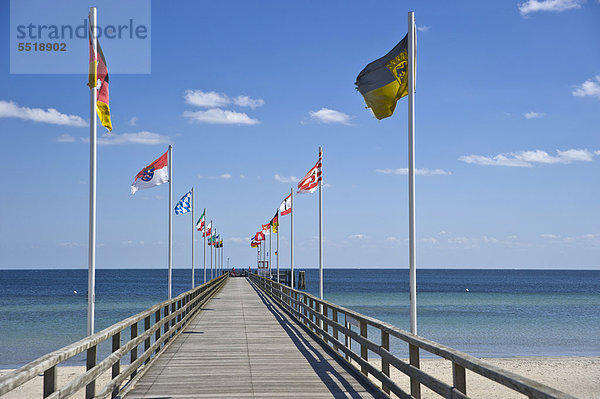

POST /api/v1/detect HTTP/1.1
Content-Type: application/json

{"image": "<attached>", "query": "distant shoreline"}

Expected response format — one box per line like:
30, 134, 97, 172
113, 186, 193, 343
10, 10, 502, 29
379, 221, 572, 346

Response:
2, 267, 599, 270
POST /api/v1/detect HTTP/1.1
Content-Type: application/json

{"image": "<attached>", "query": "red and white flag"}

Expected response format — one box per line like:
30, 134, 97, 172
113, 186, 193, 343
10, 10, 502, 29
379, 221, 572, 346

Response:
279, 193, 292, 215
202, 221, 212, 237
262, 223, 271, 235
254, 231, 265, 241
131, 150, 169, 195
297, 149, 322, 194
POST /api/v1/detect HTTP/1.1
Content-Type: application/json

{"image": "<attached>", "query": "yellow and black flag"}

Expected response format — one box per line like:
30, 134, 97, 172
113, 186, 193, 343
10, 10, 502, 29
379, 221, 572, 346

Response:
88, 14, 112, 131
355, 34, 411, 120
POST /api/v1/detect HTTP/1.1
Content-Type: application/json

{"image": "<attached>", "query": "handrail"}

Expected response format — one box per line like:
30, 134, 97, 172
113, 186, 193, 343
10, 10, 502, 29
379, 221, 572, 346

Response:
0, 273, 228, 398
248, 273, 576, 399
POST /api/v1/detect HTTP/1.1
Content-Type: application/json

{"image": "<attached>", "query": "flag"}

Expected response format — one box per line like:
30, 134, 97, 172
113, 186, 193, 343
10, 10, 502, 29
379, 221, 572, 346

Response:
270, 211, 278, 233
251, 241, 259, 248
131, 150, 169, 195
262, 223, 271, 235
202, 221, 212, 237
297, 149, 322, 194
218, 239, 223, 248
355, 34, 411, 120
196, 209, 205, 231
174, 190, 192, 214
88, 13, 112, 131
254, 231, 265, 241
279, 194, 292, 216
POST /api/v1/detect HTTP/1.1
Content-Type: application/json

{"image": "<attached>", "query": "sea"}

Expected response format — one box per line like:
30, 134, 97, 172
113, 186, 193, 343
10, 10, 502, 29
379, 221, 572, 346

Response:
0, 268, 599, 369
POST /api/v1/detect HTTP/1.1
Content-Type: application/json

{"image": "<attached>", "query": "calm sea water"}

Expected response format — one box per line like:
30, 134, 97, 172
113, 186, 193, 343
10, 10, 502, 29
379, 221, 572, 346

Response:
0, 269, 599, 368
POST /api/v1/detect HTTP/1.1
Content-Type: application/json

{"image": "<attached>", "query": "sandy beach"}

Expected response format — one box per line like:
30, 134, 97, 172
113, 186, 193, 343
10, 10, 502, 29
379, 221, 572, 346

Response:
1, 356, 598, 398
0, 367, 113, 399
368, 356, 600, 399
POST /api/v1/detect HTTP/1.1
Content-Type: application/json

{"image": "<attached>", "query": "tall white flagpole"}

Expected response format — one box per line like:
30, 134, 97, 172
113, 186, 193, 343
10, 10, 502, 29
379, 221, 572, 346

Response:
319, 146, 323, 300
191, 187, 195, 288
276, 210, 280, 283
203, 209, 206, 283
408, 11, 417, 335
211, 226, 215, 280
168, 145, 173, 300
87, 6, 97, 336
290, 187, 294, 288
269, 225, 272, 278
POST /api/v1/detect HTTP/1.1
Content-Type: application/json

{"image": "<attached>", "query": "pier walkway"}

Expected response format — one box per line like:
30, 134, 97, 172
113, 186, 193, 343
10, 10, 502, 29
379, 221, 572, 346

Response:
0, 273, 578, 399
125, 278, 385, 398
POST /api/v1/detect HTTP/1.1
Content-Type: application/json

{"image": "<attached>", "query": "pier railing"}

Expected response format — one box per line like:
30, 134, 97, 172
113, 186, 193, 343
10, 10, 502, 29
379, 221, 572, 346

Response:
0, 273, 227, 399
249, 273, 575, 399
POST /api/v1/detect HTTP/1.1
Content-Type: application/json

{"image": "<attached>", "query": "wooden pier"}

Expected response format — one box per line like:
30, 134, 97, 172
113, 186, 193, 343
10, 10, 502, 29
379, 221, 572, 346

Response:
0, 274, 578, 399
124, 277, 385, 398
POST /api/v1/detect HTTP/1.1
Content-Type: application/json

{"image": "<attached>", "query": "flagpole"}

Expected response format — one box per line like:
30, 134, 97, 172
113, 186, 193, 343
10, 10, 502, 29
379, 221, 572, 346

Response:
211, 226, 215, 280
203, 209, 206, 284
276, 210, 280, 283
191, 187, 195, 288
87, 6, 97, 336
290, 187, 294, 289
168, 145, 173, 299
319, 146, 323, 301
269, 225, 272, 278
408, 11, 417, 335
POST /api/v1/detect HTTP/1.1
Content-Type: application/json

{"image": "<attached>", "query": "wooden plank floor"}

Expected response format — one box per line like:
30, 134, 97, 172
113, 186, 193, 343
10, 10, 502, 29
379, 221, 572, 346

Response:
125, 278, 387, 399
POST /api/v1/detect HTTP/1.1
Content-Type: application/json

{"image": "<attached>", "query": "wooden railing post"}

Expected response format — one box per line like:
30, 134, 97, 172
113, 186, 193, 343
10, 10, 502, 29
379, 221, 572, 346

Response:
144, 315, 151, 365
453, 362, 467, 395
409, 343, 421, 399
86, 345, 96, 399
154, 309, 161, 355
345, 318, 351, 362
322, 303, 328, 338
111, 332, 120, 398
163, 305, 170, 340
360, 321, 368, 376
332, 309, 339, 353
130, 322, 138, 378
171, 302, 177, 332
381, 330, 390, 394
43, 365, 56, 398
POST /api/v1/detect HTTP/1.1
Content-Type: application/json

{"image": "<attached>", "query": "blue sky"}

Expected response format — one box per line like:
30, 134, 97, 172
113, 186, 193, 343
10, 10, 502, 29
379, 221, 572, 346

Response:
1, 0, 599, 270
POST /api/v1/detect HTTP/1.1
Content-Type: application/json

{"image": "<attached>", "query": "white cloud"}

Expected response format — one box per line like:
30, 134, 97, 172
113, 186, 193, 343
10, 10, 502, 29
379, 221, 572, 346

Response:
572, 75, 600, 99
523, 111, 545, 119
308, 108, 352, 125
233, 95, 265, 109
518, 0, 584, 16
128, 117, 138, 126
57, 134, 75, 143
417, 25, 430, 32
349, 234, 367, 239
183, 109, 260, 125
184, 90, 230, 108
274, 174, 300, 183
541, 234, 559, 239
459, 149, 595, 167
57, 241, 84, 248
184, 90, 264, 109
375, 168, 452, 176
93, 131, 171, 145
0, 100, 86, 127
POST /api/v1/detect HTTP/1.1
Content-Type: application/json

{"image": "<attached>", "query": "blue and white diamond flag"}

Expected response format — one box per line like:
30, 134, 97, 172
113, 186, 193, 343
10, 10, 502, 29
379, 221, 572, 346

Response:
174, 190, 192, 214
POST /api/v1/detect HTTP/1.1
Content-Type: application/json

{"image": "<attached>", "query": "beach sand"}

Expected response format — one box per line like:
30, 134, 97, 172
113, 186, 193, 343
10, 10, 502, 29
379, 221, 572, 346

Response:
367, 356, 600, 399
1, 357, 599, 398
0, 367, 113, 399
